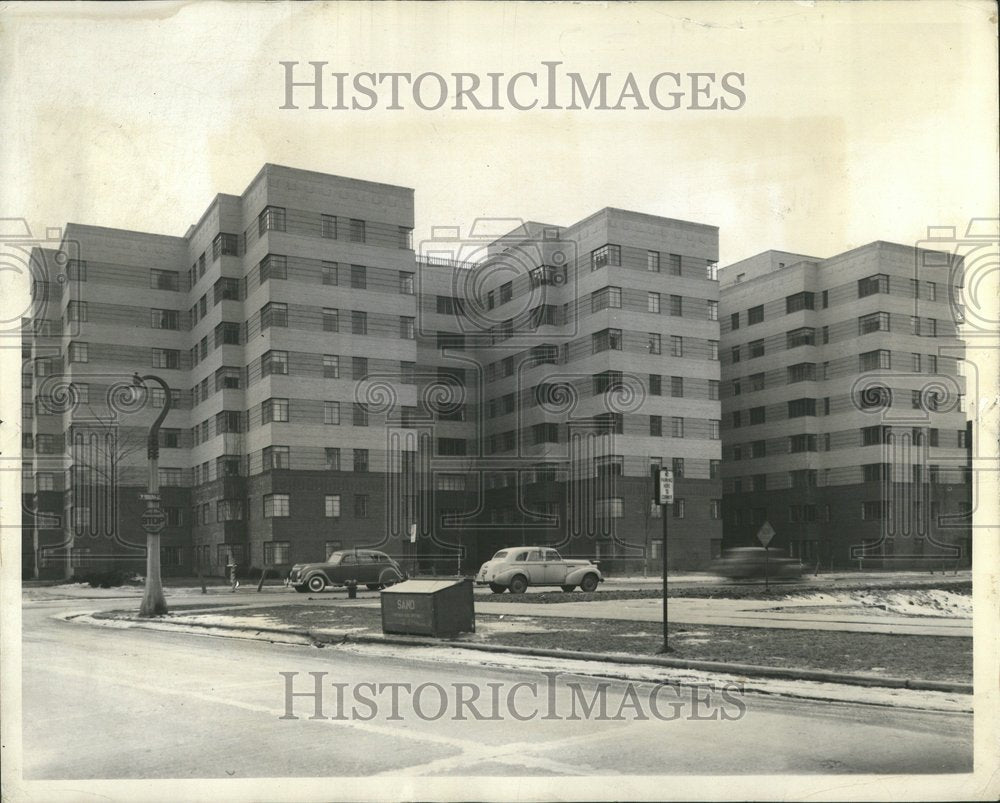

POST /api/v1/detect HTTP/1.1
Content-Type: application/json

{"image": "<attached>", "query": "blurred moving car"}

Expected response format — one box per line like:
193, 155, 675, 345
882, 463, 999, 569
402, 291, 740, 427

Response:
710, 547, 803, 580
289, 549, 406, 592
476, 547, 603, 593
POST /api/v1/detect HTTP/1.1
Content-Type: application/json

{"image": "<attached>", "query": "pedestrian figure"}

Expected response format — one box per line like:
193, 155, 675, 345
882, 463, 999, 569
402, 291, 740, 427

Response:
227, 559, 239, 592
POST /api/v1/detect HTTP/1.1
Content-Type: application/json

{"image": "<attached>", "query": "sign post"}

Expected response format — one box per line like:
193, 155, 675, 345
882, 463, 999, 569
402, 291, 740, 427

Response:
653, 466, 674, 652
756, 521, 776, 592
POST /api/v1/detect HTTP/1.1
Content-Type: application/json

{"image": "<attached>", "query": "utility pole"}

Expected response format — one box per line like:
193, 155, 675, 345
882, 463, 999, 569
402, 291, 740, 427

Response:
133, 373, 171, 617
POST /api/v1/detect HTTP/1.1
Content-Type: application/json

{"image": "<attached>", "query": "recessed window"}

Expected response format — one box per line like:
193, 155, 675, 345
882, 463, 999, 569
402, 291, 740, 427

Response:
263, 494, 290, 518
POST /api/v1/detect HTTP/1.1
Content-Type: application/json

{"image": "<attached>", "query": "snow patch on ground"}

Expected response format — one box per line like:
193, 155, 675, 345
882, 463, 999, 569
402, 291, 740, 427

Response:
765, 589, 971, 619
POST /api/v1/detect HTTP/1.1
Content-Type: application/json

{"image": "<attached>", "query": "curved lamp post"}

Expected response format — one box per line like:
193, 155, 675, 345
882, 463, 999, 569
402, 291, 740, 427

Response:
133, 372, 171, 617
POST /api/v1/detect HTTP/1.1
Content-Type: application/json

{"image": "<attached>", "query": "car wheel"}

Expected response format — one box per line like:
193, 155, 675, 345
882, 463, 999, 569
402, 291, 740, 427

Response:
579, 574, 599, 593
365, 583, 381, 591
489, 583, 506, 594
379, 568, 403, 588
561, 585, 576, 592
307, 575, 326, 593
293, 585, 309, 593
508, 575, 528, 594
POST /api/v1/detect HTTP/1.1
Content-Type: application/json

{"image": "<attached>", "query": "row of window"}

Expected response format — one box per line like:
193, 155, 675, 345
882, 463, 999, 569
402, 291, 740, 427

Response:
589, 286, 718, 319
590, 244, 719, 280
729, 425, 960, 461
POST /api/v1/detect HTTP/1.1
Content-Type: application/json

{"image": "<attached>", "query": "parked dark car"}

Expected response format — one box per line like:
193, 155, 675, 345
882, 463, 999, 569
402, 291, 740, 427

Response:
710, 547, 804, 580
289, 550, 406, 593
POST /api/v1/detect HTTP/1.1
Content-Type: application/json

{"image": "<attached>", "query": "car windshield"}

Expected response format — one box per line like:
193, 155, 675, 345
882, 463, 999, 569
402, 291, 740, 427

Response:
492, 550, 508, 560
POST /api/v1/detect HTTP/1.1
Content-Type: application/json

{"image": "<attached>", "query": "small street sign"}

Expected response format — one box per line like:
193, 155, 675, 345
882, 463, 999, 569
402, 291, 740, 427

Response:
138, 493, 161, 502
756, 521, 776, 548
657, 469, 674, 505
141, 508, 167, 534
408, 523, 417, 544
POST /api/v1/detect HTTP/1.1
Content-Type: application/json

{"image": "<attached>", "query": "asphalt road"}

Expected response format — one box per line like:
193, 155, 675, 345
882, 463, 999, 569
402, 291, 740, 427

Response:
19, 594, 972, 781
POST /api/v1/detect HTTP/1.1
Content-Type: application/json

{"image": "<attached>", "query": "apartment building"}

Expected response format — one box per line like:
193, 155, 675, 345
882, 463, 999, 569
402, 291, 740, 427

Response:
21, 165, 724, 578
718, 243, 971, 568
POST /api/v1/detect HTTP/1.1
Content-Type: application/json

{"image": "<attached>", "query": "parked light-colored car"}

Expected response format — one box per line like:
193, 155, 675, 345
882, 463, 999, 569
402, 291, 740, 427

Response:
476, 547, 603, 594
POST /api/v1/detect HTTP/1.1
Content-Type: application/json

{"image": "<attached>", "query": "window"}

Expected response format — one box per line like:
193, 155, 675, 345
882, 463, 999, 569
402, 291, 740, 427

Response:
66, 301, 88, 322
672, 499, 685, 519
929, 428, 939, 447
259, 254, 287, 282
858, 274, 889, 298
788, 398, 817, 418
650, 415, 662, 436
351, 310, 367, 335
926, 282, 937, 301
710, 499, 721, 520
668, 253, 682, 276
862, 425, 891, 446
399, 271, 415, 294
671, 335, 683, 357
709, 459, 720, 480
648, 333, 661, 354
325, 447, 341, 470
400, 361, 416, 384
821, 290, 829, 309
317, 307, 338, 333
325, 495, 342, 517
594, 370, 623, 395
647, 251, 660, 272
672, 457, 685, 478
649, 374, 662, 396
322, 401, 340, 425
353, 449, 369, 472
262, 542, 290, 565
160, 428, 181, 448
400, 317, 415, 339
753, 474, 767, 491
215, 322, 241, 346
591, 286, 621, 312
591, 244, 621, 270
789, 434, 817, 453
750, 373, 765, 391
785, 328, 814, 348
592, 328, 622, 353
486, 290, 495, 310
349, 219, 366, 243
321, 213, 338, 239
322, 262, 339, 286
352, 356, 368, 379
150, 269, 179, 290
709, 420, 720, 440
438, 438, 468, 456
68, 341, 89, 363
671, 416, 684, 438
353, 403, 369, 427
858, 385, 891, 410
707, 300, 718, 321
731, 346, 741, 364
748, 305, 764, 324
531, 423, 559, 444
323, 355, 340, 378
862, 500, 888, 521
859, 349, 891, 371
261, 302, 288, 329
858, 311, 890, 335
749, 406, 765, 424
500, 281, 513, 304
259, 206, 286, 234
670, 295, 683, 316
647, 292, 661, 313
749, 339, 765, 358
731, 312, 740, 330
732, 410, 742, 429
262, 445, 290, 470
262, 398, 289, 423
214, 277, 240, 304
350, 264, 367, 289
927, 354, 938, 373
787, 362, 816, 383
786, 292, 814, 313
398, 227, 413, 249
152, 348, 180, 369
263, 494, 290, 518
67, 259, 87, 280
822, 325, 829, 345
262, 350, 288, 376
912, 353, 922, 372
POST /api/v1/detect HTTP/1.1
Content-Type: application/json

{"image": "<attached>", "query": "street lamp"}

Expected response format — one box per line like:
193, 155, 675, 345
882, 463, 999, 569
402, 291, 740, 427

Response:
132, 372, 171, 617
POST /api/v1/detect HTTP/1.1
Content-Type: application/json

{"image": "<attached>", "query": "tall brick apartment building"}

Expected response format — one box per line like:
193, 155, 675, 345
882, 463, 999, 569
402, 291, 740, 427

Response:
718, 244, 971, 569
21, 165, 723, 579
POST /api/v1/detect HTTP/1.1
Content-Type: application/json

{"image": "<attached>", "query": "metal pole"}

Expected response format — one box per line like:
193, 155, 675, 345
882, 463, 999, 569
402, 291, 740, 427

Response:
662, 495, 669, 651
135, 373, 170, 617
764, 544, 769, 593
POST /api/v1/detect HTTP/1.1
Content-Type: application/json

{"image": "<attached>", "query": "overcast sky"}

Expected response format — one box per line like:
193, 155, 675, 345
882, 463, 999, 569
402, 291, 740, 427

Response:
2, 2, 996, 268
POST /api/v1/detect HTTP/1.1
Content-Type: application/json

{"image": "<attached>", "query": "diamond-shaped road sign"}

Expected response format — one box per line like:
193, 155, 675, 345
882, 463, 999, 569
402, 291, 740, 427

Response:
756, 521, 776, 548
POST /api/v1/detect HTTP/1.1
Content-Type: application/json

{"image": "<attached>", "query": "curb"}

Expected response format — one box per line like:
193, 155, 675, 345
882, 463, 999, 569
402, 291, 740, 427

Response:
85, 612, 972, 696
